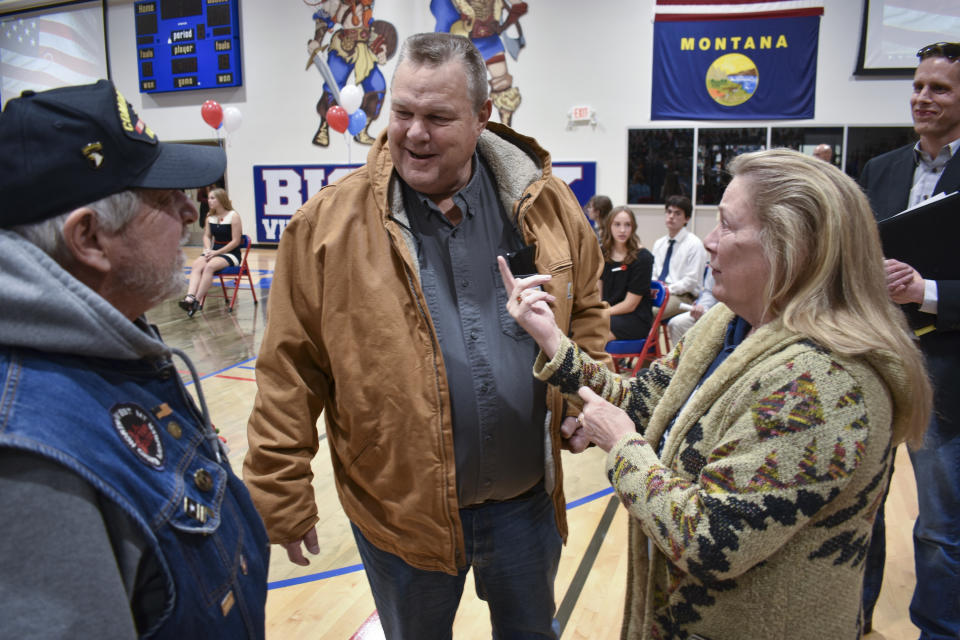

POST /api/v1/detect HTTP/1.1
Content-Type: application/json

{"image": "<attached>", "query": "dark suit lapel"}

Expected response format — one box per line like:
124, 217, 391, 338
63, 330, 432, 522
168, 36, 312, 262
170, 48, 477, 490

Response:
935, 148, 960, 195
889, 147, 916, 213
871, 146, 916, 221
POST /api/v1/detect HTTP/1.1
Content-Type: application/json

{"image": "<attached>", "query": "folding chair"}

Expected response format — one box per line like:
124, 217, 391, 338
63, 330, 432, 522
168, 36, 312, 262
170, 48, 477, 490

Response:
216, 234, 258, 312
605, 280, 670, 376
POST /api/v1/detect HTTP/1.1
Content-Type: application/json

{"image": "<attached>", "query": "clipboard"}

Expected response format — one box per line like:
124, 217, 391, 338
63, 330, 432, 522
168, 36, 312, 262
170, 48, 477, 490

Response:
877, 190, 960, 280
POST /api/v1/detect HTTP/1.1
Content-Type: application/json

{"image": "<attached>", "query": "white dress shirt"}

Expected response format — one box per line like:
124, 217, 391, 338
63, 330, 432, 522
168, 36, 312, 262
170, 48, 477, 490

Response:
651, 227, 708, 297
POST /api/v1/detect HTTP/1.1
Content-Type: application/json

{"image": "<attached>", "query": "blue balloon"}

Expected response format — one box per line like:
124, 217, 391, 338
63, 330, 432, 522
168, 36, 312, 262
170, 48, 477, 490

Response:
347, 109, 367, 136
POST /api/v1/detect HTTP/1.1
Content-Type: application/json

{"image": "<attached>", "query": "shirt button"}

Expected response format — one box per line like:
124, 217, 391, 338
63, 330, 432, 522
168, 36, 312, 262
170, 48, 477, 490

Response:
461, 280, 469, 288
470, 331, 478, 340
193, 468, 214, 492
167, 421, 182, 439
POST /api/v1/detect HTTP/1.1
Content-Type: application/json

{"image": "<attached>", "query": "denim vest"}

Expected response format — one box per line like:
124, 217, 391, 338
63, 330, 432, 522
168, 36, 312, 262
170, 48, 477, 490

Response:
0, 347, 269, 638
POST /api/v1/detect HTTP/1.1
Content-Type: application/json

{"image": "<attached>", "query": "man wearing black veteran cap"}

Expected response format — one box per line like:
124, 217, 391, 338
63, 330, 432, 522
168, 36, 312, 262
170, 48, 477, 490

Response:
0, 80, 269, 638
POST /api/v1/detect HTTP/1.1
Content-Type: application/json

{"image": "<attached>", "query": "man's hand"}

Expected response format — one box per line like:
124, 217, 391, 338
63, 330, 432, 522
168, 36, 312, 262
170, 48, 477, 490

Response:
885, 258, 925, 305
560, 415, 590, 453
690, 304, 706, 321
282, 527, 320, 566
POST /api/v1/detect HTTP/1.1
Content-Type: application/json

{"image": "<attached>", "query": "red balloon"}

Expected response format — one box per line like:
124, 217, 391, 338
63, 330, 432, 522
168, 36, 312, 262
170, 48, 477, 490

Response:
201, 100, 223, 129
326, 105, 349, 134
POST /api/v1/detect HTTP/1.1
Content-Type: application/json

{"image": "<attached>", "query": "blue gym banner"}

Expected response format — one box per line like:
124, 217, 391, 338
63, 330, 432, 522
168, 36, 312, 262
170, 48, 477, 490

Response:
253, 162, 596, 243
651, 1, 823, 120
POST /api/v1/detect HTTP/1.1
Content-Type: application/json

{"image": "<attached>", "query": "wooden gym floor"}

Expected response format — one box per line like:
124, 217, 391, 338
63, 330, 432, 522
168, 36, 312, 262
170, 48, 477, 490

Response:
150, 245, 920, 639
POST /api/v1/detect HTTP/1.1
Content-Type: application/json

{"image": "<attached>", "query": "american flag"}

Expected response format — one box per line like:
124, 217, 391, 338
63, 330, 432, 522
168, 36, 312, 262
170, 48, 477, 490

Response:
654, 0, 824, 21
0, 5, 107, 104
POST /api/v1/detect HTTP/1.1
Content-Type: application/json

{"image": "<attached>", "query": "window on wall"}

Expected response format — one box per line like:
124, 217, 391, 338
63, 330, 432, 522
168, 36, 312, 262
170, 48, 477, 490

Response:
697, 128, 766, 205
627, 125, 918, 205
771, 127, 844, 169
845, 126, 916, 182
626, 128, 694, 205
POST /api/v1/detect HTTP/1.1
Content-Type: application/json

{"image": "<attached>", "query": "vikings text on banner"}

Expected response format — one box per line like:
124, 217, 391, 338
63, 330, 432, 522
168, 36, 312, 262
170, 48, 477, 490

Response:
651, 1, 824, 120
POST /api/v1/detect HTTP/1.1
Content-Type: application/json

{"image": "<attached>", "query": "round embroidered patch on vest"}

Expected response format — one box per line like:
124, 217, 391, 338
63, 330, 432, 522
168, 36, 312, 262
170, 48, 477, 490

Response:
110, 403, 165, 470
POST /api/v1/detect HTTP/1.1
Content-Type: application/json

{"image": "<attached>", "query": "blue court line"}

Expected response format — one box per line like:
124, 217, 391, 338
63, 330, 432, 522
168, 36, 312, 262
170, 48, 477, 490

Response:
267, 485, 617, 591
565, 485, 614, 509
268, 563, 364, 590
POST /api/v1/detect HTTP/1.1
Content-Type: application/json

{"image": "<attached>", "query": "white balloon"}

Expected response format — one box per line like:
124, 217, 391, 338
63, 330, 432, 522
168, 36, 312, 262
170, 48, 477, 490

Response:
222, 106, 243, 133
339, 84, 363, 114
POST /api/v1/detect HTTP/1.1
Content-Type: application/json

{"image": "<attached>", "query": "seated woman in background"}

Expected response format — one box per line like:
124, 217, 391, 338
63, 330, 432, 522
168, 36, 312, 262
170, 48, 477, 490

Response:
601, 206, 653, 341
179, 188, 242, 316
584, 194, 612, 242
498, 149, 931, 639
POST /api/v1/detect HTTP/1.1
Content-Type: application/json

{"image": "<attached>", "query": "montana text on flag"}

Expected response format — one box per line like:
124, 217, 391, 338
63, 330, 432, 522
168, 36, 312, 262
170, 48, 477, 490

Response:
651, 1, 824, 120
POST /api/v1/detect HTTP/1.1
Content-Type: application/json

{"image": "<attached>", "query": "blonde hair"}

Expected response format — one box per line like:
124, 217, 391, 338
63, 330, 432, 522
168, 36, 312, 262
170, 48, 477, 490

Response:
728, 148, 931, 447
208, 187, 233, 213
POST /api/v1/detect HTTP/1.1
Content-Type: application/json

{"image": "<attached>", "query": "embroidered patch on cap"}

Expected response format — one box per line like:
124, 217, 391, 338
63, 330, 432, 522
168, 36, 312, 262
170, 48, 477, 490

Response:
113, 87, 156, 144
110, 403, 165, 470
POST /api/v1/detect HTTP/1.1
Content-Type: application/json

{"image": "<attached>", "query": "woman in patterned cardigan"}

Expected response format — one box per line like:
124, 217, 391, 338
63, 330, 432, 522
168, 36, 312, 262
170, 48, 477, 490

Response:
498, 149, 931, 640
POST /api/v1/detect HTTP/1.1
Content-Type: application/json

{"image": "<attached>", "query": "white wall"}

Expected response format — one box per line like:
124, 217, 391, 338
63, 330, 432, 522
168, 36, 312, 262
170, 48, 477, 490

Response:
100, 0, 915, 243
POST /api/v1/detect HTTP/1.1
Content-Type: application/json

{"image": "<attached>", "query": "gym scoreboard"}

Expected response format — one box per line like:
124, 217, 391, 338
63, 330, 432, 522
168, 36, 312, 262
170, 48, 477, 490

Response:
134, 0, 242, 94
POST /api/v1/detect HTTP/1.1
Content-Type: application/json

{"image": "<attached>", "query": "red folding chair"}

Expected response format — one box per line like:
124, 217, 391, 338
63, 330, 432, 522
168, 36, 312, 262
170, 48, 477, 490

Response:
605, 281, 670, 376
216, 234, 258, 312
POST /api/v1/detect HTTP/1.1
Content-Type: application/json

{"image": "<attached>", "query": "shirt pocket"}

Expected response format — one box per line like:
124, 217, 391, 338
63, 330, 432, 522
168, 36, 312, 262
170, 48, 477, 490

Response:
492, 264, 533, 342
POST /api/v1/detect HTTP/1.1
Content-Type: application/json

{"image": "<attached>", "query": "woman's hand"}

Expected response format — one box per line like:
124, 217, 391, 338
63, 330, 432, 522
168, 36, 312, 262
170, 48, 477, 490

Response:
497, 255, 562, 358
576, 387, 637, 452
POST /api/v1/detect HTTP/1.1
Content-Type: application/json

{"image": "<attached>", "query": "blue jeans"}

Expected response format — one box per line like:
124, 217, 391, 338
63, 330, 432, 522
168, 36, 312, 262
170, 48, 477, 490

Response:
908, 417, 960, 640
351, 487, 562, 640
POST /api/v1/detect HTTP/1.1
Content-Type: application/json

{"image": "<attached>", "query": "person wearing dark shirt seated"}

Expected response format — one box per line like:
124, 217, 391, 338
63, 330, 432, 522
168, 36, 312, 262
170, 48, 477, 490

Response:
179, 187, 243, 316
600, 205, 653, 341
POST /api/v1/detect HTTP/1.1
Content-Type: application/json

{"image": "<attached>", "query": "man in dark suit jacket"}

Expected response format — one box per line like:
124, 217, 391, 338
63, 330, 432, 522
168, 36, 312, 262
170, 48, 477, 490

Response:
859, 42, 960, 640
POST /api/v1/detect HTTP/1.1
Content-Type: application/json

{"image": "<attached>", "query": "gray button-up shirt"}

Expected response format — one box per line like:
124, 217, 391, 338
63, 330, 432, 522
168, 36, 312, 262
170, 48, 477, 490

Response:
402, 153, 546, 506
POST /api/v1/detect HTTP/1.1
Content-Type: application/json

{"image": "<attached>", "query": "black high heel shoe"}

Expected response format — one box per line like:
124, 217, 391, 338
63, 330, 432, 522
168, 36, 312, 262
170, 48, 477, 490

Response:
179, 295, 198, 316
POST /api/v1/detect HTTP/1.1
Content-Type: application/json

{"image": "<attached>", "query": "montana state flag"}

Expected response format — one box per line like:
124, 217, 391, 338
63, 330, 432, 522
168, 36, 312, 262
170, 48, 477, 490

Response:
651, 1, 824, 120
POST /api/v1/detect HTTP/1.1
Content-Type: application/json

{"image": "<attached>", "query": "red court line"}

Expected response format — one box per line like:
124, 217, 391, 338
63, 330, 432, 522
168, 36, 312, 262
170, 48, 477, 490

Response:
215, 375, 257, 382
350, 611, 384, 640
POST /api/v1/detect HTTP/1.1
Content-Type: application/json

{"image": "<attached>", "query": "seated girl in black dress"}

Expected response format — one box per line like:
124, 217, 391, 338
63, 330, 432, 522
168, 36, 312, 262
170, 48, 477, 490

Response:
601, 206, 653, 340
178, 188, 243, 316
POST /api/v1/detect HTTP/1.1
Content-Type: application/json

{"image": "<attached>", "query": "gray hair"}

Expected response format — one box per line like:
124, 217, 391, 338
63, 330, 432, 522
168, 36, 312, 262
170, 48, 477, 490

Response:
394, 32, 489, 113
11, 190, 143, 264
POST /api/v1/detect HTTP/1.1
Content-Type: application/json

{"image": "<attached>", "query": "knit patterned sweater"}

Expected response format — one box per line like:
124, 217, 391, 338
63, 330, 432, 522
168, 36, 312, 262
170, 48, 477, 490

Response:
534, 305, 911, 640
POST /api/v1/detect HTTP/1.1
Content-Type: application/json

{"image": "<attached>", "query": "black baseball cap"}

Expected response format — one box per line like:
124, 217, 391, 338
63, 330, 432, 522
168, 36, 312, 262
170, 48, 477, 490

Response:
0, 79, 226, 228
